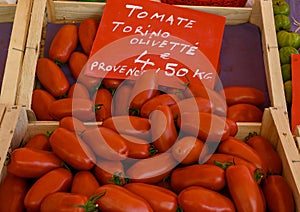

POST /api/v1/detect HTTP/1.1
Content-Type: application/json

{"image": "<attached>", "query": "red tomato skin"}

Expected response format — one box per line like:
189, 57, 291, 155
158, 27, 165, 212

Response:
226, 118, 238, 136
49, 127, 95, 170
221, 86, 265, 106
246, 135, 282, 175
93, 184, 154, 212
24, 168, 73, 212
113, 83, 133, 116
25, 133, 51, 151
170, 164, 226, 193
40, 192, 88, 212
59, 116, 87, 135
6, 147, 62, 178
102, 78, 124, 89
227, 103, 263, 122
68, 83, 90, 99
94, 159, 125, 185
71, 171, 100, 197
262, 175, 295, 212
31, 89, 55, 121
125, 183, 178, 212
178, 186, 236, 212
0, 173, 28, 212
121, 134, 151, 159
150, 105, 178, 153
78, 18, 98, 55
49, 24, 78, 63
226, 165, 265, 212
93, 88, 113, 121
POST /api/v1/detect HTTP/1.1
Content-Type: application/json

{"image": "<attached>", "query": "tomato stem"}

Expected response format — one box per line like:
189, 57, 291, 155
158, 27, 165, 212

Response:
128, 107, 140, 116
214, 160, 234, 170
176, 206, 184, 212
107, 171, 130, 186
254, 168, 265, 183
94, 104, 103, 112
244, 131, 258, 142
74, 192, 106, 212
149, 145, 158, 156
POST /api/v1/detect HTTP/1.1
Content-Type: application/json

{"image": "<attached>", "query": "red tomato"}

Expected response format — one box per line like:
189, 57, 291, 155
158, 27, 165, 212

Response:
113, 83, 133, 116
170, 164, 226, 193
49, 24, 78, 64
150, 105, 178, 153
121, 134, 151, 159
78, 18, 98, 55
246, 135, 282, 175
6, 147, 62, 178
178, 186, 236, 212
59, 116, 87, 135
31, 89, 55, 121
102, 78, 124, 90
171, 136, 207, 165
221, 86, 265, 106
0, 173, 28, 212
262, 175, 295, 212
93, 88, 112, 121
40, 192, 90, 212
48, 98, 96, 121
68, 83, 90, 99
81, 126, 129, 160
49, 127, 96, 170
24, 168, 73, 212
125, 183, 178, 212
226, 118, 238, 136
25, 133, 51, 151
226, 165, 266, 212
227, 103, 263, 122
36, 58, 70, 98
71, 171, 100, 197
93, 184, 153, 212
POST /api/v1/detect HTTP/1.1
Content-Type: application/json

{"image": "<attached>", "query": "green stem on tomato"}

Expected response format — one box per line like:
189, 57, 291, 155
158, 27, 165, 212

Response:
214, 160, 234, 170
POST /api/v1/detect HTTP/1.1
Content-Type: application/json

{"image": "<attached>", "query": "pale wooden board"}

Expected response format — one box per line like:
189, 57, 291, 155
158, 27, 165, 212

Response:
0, 4, 16, 22
294, 125, 300, 152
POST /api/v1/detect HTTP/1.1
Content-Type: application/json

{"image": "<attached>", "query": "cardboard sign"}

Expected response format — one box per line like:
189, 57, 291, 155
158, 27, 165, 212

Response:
291, 54, 300, 133
85, 0, 226, 89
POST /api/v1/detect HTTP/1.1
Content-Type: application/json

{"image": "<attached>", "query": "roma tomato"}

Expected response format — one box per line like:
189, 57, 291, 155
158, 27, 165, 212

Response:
78, 18, 98, 55
93, 184, 153, 212
81, 126, 129, 160
113, 83, 133, 116
25, 133, 51, 151
24, 168, 73, 212
227, 103, 263, 122
121, 134, 151, 159
262, 175, 295, 212
171, 136, 207, 165
49, 24, 78, 64
31, 89, 55, 121
68, 83, 90, 99
246, 135, 282, 175
48, 98, 96, 121
0, 173, 28, 212
59, 116, 87, 135
226, 165, 266, 212
71, 171, 100, 197
6, 147, 62, 178
221, 86, 265, 106
150, 105, 178, 153
36, 58, 70, 98
93, 88, 112, 121
125, 183, 178, 212
226, 118, 238, 136
170, 164, 226, 193
49, 127, 96, 170
102, 78, 124, 90
178, 186, 235, 212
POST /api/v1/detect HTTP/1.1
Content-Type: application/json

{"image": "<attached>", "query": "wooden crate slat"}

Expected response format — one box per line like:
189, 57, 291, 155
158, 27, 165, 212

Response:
0, 4, 16, 23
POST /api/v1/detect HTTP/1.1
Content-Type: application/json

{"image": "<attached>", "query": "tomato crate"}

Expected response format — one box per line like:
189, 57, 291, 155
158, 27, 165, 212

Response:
0, 0, 33, 105
0, 107, 299, 211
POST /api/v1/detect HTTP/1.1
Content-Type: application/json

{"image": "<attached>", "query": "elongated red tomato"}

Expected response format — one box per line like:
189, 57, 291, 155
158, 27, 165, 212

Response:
40, 192, 91, 212
150, 105, 178, 153
31, 89, 55, 121
93, 88, 112, 121
177, 112, 230, 142
24, 168, 73, 212
170, 164, 226, 193
49, 127, 95, 170
262, 175, 295, 212
246, 135, 282, 175
71, 171, 100, 197
178, 186, 236, 212
226, 165, 265, 212
25, 133, 51, 151
113, 83, 133, 116
36, 58, 70, 98
49, 24, 78, 63
6, 147, 62, 178
0, 173, 28, 212
81, 126, 129, 160
59, 116, 87, 135
221, 86, 265, 106
48, 98, 96, 121
226, 118, 238, 136
227, 103, 263, 122
78, 18, 98, 55
121, 134, 151, 159
125, 183, 178, 212
68, 83, 90, 99
94, 184, 153, 212
102, 78, 124, 90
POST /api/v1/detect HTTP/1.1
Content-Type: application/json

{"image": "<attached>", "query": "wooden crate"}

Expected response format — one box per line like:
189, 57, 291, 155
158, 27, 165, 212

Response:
0, 0, 33, 105
0, 107, 299, 210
